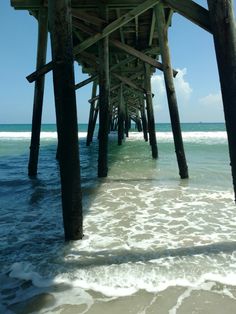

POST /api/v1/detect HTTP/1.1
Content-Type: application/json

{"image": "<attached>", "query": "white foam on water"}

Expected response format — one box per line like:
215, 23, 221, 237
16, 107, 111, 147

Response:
0, 132, 87, 140
9, 262, 53, 288
6, 183, 236, 300
127, 131, 227, 144
0, 131, 227, 144
6, 262, 94, 314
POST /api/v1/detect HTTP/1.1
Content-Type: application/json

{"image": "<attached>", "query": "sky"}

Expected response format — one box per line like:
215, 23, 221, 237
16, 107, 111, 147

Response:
0, 0, 234, 124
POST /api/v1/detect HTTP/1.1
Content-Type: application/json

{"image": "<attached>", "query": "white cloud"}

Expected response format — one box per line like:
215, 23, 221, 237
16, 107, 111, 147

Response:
199, 91, 223, 107
149, 69, 224, 123
174, 68, 192, 101
151, 74, 165, 96
151, 68, 192, 117
151, 68, 192, 103
151, 74, 165, 111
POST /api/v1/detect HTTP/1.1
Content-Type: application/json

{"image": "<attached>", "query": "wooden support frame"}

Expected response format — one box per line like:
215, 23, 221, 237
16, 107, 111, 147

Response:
28, 7, 48, 177
28, 36, 174, 84
73, 0, 160, 55
156, 4, 188, 179
48, 0, 83, 241
207, 0, 236, 200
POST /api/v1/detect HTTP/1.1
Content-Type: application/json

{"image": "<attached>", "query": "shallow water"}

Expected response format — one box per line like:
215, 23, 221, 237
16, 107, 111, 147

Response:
1, 124, 236, 313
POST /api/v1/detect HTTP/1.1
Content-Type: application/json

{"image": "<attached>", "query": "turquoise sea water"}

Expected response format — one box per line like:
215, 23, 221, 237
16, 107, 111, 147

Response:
0, 122, 226, 132
1, 123, 236, 313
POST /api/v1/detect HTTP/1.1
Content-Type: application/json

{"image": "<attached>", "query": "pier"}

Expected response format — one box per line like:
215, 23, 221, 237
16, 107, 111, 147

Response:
11, 0, 236, 241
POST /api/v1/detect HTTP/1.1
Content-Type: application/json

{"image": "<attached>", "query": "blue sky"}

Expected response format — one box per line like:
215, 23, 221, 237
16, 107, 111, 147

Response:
0, 1, 234, 124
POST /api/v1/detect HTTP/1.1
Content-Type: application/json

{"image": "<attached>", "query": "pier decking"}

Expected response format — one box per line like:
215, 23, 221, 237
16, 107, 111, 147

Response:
11, 0, 236, 240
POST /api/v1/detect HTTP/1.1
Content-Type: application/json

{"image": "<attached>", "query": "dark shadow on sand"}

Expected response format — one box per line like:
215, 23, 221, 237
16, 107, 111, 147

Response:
61, 240, 236, 269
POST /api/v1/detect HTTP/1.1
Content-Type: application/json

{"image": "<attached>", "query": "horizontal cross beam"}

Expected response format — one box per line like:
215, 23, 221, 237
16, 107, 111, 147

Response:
110, 39, 178, 76
162, 0, 212, 33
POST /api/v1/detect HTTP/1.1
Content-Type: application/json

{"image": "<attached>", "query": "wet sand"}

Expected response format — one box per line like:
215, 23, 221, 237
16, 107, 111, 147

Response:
7, 282, 236, 314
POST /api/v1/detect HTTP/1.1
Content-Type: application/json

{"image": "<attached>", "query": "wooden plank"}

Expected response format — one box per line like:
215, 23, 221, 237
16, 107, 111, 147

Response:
73, 0, 160, 55
48, 0, 83, 241
207, 0, 236, 199
28, 7, 48, 177
162, 0, 212, 33
156, 3, 188, 179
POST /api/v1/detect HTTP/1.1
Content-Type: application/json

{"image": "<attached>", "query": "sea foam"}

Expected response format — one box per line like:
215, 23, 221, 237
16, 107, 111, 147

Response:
0, 131, 227, 144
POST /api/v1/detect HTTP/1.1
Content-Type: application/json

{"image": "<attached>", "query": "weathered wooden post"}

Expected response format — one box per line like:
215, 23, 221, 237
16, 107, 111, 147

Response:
90, 101, 99, 142
136, 115, 143, 132
125, 102, 130, 137
87, 81, 97, 146
140, 96, 148, 142
118, 84, 125, 145
156, 4, 188, 179
207, 0, 236, 199
144, 63, 158, 159
98, 5, 110, 177
28, 8, 48, 176
48, 0, 83, 240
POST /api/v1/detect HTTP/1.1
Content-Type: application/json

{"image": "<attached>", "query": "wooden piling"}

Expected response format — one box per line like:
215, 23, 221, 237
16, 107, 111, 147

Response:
118, 84, 125, 145
156, 4, 188, 179
90, 101, 99, 142
140, 96, 148, 142
207, 0, 236, 199
86, 81, 97, 146
48, 0, 83, 241
125, 102, 130, 137
98, 35, 110, 177
28, 8, 48, 177
144, 63, 158, 159
136, 117, 143, 132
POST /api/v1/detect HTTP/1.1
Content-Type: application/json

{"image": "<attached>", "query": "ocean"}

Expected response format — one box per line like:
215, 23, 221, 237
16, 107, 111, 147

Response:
1, 123, 236, 314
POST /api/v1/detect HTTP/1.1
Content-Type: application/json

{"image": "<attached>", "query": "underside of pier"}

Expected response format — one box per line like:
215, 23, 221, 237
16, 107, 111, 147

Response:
11, 0, 236, 240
